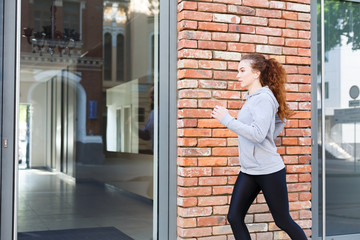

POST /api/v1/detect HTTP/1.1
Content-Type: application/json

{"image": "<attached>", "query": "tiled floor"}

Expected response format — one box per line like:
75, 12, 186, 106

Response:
17, 169, 153, 240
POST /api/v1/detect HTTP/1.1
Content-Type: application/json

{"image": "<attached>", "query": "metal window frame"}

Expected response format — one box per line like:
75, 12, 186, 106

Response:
313, 0, 360, 239
0, 0, 177, 239
1, 0, 20, 239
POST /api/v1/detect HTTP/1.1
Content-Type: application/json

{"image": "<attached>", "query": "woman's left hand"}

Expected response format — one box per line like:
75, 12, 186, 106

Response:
211, 106, 229, 122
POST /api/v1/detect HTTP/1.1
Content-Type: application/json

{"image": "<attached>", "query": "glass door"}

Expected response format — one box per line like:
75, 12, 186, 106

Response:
17, 0, 159, 239
318, 0, 360, 238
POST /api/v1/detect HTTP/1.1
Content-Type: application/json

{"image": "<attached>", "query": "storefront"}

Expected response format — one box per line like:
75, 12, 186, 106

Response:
1, 0, 177, 239
1, 0, 360, 239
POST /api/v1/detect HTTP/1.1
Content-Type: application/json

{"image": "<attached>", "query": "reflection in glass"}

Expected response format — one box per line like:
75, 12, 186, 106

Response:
320, 0, 360, 236
18, 0, 159, 239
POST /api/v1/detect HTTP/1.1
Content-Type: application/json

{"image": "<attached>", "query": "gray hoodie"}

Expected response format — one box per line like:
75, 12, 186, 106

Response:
220, 86, 285, 175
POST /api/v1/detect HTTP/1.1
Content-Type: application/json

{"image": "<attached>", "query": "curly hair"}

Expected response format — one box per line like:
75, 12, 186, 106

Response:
240, 54, 294, 121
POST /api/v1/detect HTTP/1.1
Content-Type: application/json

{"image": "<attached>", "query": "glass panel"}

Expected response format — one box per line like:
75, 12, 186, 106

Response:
18, 0, 159, 239
323, 0, 360, 236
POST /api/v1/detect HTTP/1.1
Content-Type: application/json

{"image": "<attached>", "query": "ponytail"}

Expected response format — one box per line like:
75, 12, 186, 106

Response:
241, 54, 294, 122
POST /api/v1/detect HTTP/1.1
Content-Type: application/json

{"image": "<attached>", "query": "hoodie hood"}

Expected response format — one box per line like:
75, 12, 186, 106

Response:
246, 86, 279, 109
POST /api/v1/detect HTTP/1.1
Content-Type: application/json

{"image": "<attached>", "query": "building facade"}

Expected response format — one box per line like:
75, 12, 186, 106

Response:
1, 0, 360, 239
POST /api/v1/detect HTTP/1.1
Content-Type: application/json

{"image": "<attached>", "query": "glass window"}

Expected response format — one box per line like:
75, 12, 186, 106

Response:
18, 0, 159, 239
319, 0, 360, 237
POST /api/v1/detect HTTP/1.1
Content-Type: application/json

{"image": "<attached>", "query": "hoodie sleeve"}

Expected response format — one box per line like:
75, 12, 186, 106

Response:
220, 94, 275, 143
274, 114, 286, 140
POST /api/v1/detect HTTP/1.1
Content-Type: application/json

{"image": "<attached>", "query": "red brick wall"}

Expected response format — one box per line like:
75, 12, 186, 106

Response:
177, 0, 312, 239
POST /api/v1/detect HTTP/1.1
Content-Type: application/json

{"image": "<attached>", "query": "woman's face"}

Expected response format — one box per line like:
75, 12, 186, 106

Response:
236, 60, 260, 89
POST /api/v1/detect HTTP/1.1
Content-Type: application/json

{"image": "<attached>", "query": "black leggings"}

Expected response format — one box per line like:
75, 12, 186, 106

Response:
227, 168, 307, 240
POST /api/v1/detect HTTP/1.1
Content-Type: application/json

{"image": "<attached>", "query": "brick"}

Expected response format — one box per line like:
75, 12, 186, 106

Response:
241, 16, 268, 26
228, 43, 256, 52
178, 119, 198, 128
300, 192, 311, 201
198, 99, 227, 108
179, 167, 212, 177
198, 157, 228, 166
199, 60, 227, 70
247, 223, 268, 232
179, 89, 211, 99
241, 34, 268, 44
212, 129, 238, 137
229, 24, 255, 34
178, 147, 211, 157
179, 129, 212, 137
227, 81, 242, 90
178, 1, 198, 11
287, 165, 311, 173
179, 31, 212, 40
178, 177, 198, 187
178, 20, 198, 31
178, 11, 213, 22
178, 137, 198, 146
178, 197, 198, 207
286, 146, 311, 154
269, 19, 286, 28
199, 40, 227, 50
283, 47, 298, 55
285, 39, 311, 48
198, 2, 227, 13
212, 147, 238, 156
198, 216, 227, 226
287, 75, 311, 83
298, 48, 311, 56
199, 176, 228, 185
214, 0, 243, 4
286, 56, 311, 65
298, 13, 311, 21
213, 90, 241, 99
178, 79, 198, 88
213, 14, 241, 24
287, 2, 311, 12
178, 69, 213, 79
213, 51, 242, 61
284, 65, 298, 74
256, 27, 282, 36
212, 186, 233, 195
254, 213, 273, 222
198, 236, 226, 240
198, 138, 227, 147
248, 203, 269, 213
198, 22, 228, 32
270, 1, 286, 9
198, 196, 228, 206
178, 39, 197, 50
300, 210, 312, 219
178, 217, 197, 228
213, 205, 229, 215
283, 29, 298, 38
299, 120, 311, 128
228, 5, 255, 15
198, 119, 224, 128
178, 59, 199, 70
282, 137, 298, 145
178, 49, 212, 59
228, 101, 241, 109
243, 0, 269, 8
256, 45, 282, 55
282, 156, 299, 165
286, 20, 311, 30
212, 32, 240, 42
256, 9, 282, 18
177, 226, 212, 237
214, 71, 238, 80
213, 166, 240, 176
212, 225, 233, 235
257, 232, 273, 240
282, 11, 298, 20
299, 30, 311, 39
298, 66, 311, 74
289, 201, 311, 211
178, 157, 198, 166
178, 187, 212, 197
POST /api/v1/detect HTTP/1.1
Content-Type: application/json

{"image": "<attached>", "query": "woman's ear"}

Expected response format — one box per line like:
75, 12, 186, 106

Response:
253, 70, 260, 79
